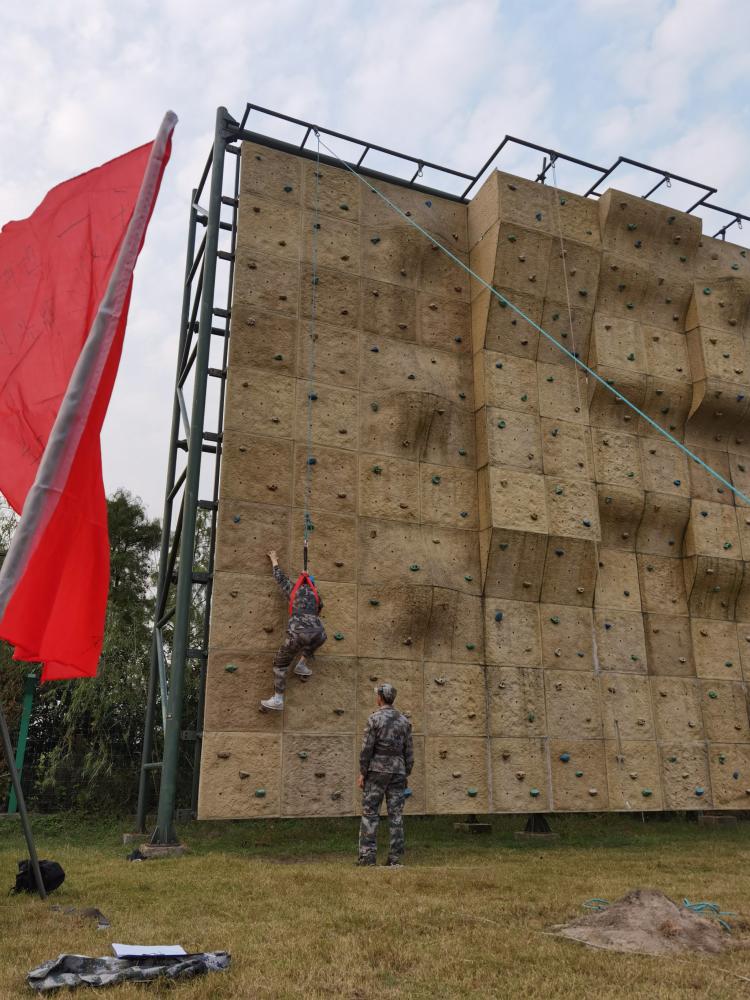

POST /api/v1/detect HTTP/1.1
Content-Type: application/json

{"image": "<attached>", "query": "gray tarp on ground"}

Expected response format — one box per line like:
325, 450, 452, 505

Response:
27, 952, 230, 992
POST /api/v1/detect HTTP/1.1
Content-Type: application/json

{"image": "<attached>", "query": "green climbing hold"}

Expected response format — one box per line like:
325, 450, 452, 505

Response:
626, 302, 634, 310
579, 289, 588, 297
255, 789, 266, 798
283, 185, 293, 193
630, 654, 640, 662
334, 632, 345, 641
667, 216, 676, 224
464, 575, 473, 582
431, 475, 441, 484
708, 690, 718, 699
719, 754, 727, 764
527, 712, 535, 722
508, 234, 517, 242
459, 392, 466, 400
339, 203, 349, 211
554, 486, 564, 495
298, 751, 308, 759
370, 236, 381, 244
668, 756, 677, 763
559, 198, 566, 205
498, 420, 506, 429
723, 542, 732, 550
627, 223, 637, 231
521, 393, 528, 402
679, 255, 687, 262
369, 599, 380, 606
372, 465, 383, 474
458, 448, 467, 456
370, 401, 379, 411
546, 376, 554, 382
530, 788, 540, 797
732, 263, 740, 270
224, 663, 238, 673
641, 789, 653, 798
552, 312, 560, 321
575, 771, 583, 777
550, 616, 560, 625
499, 543, 508, 550
627, 471, 635, 478
409, 564, 421, 572
627, 353, 635, 361
466, 643, 476, 650
273, 354, 284, 361
725, 661, 733, 667
703, 287, 712, 295
467, 788, 478, 797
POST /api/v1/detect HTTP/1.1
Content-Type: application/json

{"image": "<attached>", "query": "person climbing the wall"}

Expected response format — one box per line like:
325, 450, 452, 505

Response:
260, 550, 327, 711
358, 683, 414, 867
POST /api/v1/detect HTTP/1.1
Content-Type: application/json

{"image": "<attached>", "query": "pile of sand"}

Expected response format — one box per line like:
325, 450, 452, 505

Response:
549, 889, 732, 956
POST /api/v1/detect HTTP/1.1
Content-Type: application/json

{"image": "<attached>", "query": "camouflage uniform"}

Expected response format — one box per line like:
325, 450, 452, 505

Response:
272, 565, 327, 694
358, 706, 414, 864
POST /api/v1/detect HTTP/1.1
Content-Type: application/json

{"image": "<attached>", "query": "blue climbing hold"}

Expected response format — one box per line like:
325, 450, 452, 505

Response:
495, 611, 503, 622
307, 457, 317, 466
425, 200, 432, 207
559, 753, 571, 763
233, 515, 241, 524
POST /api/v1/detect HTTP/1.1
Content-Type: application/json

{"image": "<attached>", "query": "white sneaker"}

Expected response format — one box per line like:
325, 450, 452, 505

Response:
294, 658, 313, 679
260, 693, 284, 711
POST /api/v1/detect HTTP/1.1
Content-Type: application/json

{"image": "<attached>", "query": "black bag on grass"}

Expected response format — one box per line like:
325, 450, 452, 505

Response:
12, 859, 65, 895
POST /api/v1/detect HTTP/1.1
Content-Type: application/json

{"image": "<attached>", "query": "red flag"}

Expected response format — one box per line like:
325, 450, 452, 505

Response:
0, 112, 177, 681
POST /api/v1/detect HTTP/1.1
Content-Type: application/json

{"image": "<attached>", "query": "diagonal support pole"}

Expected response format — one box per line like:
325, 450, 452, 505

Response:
0, 692, 46, 898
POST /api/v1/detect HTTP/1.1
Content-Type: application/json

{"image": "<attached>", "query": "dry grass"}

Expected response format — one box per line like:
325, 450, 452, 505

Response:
1, 813, 750, 998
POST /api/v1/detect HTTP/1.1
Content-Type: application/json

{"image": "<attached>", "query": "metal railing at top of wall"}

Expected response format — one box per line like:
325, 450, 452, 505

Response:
222, 103, 748, 244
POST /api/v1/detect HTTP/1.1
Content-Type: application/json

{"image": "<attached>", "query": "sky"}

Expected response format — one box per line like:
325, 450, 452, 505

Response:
1, 0, 749, 517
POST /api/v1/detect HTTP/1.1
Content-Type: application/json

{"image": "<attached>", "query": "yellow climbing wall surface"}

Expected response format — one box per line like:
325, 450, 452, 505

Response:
198, 140, 750, 818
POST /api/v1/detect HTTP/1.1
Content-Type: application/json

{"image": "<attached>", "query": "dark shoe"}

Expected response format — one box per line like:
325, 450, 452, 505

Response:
356, 857, 376, 867
385, 858, 404, 868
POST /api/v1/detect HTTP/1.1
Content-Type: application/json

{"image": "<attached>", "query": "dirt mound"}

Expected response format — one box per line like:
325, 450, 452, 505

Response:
550, 889, 731, 956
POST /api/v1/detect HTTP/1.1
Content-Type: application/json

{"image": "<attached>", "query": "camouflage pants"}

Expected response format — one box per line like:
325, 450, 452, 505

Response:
273, 618, 326, 693
358, 772, 407, 863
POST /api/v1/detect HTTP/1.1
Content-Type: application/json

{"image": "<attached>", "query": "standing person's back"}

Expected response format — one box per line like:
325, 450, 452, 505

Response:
358, 684, 413, 867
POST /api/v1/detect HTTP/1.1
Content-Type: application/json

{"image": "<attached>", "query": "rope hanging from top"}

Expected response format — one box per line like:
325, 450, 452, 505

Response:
314, 133, 750, 508
303, 131, 322, 573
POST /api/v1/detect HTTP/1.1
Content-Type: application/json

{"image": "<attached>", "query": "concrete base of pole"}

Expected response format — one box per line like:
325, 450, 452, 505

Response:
139, 842, 188, 859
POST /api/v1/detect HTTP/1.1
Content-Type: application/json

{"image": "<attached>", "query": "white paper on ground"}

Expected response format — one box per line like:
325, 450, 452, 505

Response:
112, 944, 187, 958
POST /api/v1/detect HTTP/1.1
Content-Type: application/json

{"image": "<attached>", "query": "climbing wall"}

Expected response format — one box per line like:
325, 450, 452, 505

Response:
198, 139, 750, 818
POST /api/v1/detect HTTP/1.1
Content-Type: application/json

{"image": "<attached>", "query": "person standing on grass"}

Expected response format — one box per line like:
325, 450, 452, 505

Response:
358, 683, 414, 867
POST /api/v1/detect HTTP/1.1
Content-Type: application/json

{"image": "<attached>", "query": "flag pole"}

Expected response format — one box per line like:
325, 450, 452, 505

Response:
0, 693, 46, 899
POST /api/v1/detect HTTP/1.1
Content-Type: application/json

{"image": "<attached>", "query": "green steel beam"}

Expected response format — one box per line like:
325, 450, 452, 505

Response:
150, 107, 235, 845
7, 671, 36, 814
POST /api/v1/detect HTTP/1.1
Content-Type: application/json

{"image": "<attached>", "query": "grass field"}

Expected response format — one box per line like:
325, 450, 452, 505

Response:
1, 812, 750, 998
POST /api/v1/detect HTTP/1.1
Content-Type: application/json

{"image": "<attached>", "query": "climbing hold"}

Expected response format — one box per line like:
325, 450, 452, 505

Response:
409, 564, 421, 572
527, 712, 535, 722
641, 789, 653, 798
370, 345, 379, 353
224, 663, 238, 673
495, 611, 504, 622
634, 240, 642, 248
464, 575, 473, 582
307, 456, 317, 465
725, 661, 733, 668
370, 236, 381, 245
546, 376, 555, 382
369, 599, 380, 606
627, 223, 637, 231
521, 393, 528, 402
459, 511, 469, 519
703, 287, 711, 295
232, 515, 241, 524
298, 751, 308, 760
627, 353, 635, 361
626, 302, 634, 310
582, 519, 591, 527
723, 542, 732, 550
550, 615, 560, 625
499, 542, 509, 550
708, 690, 718, 699
530, 788, 540, 798
273, 354, 284, 361
458, 448, 467, 456
255, 789, 266, 798
575, 771, 583, 777
604, 622, 612, 631
308, 392, 318, 401
370, 401, 379, 411
431, 475, 441, 485
372, 465, 382, 474
407, 373, 416, 380
495, 361, 503, 369
467, 788, 478, 797
554, 486, 564, 495
425, 199, 432, 207
630, 654, 639, 662
588, 789, 598, 797
333, 632, 344, 641
497, 420, 506, 429
673, 480, 681, 486
459, 392, 466, 400
555, 549, 564, 557
695, 787, 705, 797
559, 753, 571, 763
508, 234, 517, 242
466, 643, 476, 650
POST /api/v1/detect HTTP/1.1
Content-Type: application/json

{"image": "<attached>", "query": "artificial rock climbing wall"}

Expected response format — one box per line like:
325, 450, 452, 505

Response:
198, 138, 750, 819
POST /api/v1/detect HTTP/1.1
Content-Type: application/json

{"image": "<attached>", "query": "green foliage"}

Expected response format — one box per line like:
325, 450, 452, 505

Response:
18, 490, 162, 812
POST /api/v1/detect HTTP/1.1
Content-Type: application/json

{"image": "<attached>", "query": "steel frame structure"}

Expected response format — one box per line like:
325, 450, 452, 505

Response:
138, 104, 748, 844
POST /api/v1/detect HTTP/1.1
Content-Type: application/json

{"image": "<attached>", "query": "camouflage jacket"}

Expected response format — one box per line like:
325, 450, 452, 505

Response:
273, 565, 323, 624
360, 706, 414, 777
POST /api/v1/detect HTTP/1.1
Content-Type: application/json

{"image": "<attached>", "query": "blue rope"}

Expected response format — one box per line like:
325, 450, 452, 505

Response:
683, 898, 735, 932
315, 135, 750, 507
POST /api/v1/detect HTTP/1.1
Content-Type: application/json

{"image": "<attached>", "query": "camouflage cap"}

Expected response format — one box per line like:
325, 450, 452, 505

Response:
375, 682, 397, 704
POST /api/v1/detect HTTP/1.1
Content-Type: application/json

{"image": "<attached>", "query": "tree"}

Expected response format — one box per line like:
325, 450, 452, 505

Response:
23, 490, 162, 812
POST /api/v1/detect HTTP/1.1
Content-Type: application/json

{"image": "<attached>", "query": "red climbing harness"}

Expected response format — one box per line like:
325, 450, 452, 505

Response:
288, 573, 320, 616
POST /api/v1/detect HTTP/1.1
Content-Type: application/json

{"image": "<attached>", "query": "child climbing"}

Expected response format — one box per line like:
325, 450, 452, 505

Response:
260, 550, 327, 711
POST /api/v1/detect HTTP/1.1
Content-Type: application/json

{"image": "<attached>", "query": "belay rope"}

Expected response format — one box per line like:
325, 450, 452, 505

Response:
303, 132, 322, 573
